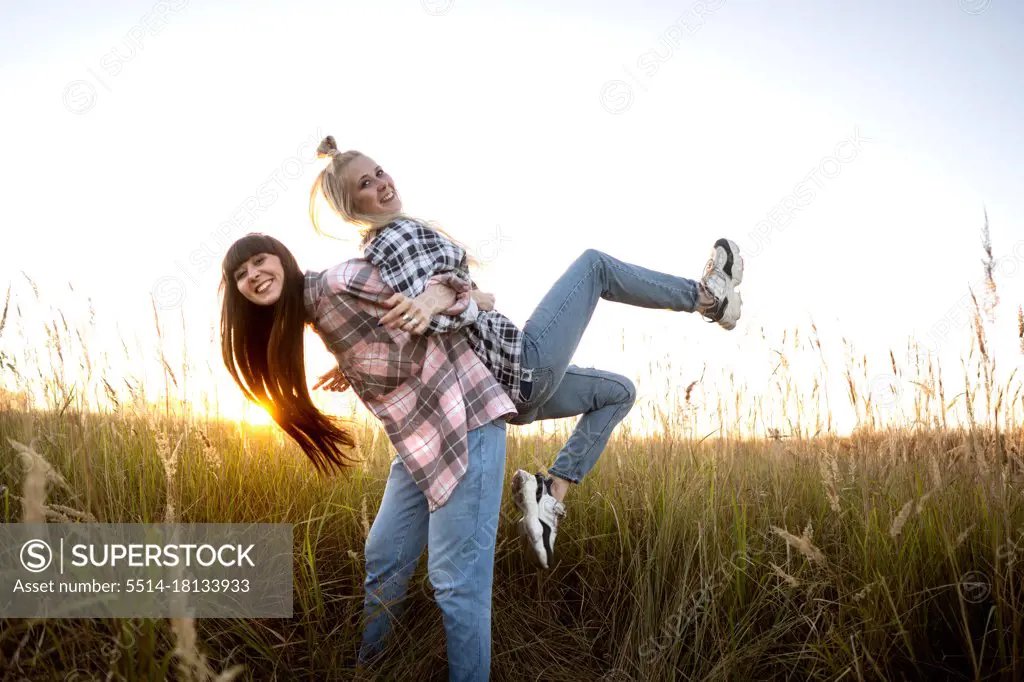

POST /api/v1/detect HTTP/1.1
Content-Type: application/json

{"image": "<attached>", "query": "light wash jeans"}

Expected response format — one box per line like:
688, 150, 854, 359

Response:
510, 249, 701, 482
359, 419, 507, 682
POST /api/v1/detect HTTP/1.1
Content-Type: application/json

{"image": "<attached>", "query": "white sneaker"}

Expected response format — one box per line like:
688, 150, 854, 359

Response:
511, 470, 565, 569
699, 238, 743, 330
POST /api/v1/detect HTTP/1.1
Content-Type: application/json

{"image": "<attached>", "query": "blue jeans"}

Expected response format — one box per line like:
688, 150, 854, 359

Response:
510, 249, 701, 482
359, 419, 507, 682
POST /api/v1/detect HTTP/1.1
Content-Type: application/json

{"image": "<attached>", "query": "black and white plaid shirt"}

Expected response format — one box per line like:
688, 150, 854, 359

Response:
363, 218, 525, 402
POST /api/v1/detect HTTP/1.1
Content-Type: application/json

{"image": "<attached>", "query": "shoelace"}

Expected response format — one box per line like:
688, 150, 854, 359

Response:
703, 256, 716, 279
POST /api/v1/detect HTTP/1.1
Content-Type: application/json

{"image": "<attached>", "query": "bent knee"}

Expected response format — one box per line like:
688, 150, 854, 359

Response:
616, 376, 637, 408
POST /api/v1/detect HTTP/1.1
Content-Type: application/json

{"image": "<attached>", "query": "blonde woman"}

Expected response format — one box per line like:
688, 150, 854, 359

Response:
309, 136, 744, 570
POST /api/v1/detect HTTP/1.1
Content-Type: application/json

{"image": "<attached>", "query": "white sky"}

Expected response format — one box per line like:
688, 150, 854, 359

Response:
2, 0, 1023, 434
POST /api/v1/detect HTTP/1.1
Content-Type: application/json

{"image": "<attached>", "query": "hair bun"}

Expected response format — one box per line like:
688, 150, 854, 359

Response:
316, 135, 339, 158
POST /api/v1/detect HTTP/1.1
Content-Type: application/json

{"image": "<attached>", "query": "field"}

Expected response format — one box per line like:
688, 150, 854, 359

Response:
2, 257, 1024, 681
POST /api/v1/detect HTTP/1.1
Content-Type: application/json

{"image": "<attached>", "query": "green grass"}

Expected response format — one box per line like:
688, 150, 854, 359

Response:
3, 221, 1023, 680
2, 406, 1022, 681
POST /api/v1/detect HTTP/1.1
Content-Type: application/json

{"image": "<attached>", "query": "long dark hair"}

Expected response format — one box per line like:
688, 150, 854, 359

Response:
219, 233, 357, 470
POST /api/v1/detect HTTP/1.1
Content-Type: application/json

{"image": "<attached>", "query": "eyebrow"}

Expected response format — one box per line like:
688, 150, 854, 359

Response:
358, 167, 382, 183
234, 256, 256, 276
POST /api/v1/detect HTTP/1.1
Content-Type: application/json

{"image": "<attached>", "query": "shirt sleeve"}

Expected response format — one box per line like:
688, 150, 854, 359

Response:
318, 267, 425, 401
427, 273, 472, 315
364, 219, 472, 296
363, 220, 478, 336
421, 274, 479, 335
323, 257, 476, 338
328, 259, 390, 304
426, 297, 479, 335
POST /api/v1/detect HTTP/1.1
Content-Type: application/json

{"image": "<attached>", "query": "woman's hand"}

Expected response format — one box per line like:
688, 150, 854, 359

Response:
379, 293, 434, 335
472, 290, 495, 312
313, 366, 350, 392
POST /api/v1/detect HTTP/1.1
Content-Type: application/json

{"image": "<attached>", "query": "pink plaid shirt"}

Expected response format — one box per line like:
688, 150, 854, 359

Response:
303, 259, 517, 511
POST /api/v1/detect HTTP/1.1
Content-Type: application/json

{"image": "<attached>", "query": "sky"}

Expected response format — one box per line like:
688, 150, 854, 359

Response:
2, 0, 1023, 434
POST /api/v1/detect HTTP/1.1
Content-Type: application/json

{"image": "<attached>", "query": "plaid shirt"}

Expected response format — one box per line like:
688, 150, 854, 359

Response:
364, 218, 526, 402
303, 259, 517, 511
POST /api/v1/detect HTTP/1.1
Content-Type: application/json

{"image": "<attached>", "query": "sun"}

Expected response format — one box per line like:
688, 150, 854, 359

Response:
238, 402, 275, 427
210, 394, 276, 427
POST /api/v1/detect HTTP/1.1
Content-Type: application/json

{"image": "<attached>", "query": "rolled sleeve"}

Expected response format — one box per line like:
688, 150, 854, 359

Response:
424, 297, 478, 336
427, 273, 473, 315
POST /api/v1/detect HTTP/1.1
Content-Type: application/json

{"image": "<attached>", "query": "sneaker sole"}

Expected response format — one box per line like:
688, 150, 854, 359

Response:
714, 238, 744, 288
511, 471, 549, 569
709, 239, 743, 330
720, 285, 741, 330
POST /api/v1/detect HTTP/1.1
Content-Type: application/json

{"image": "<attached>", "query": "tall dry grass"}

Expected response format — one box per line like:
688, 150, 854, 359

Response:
1, 223, 1023, 680
6, 412, 1023, 681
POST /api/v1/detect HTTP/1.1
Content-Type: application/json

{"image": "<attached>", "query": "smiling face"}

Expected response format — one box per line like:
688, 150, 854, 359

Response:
234, 252, 285, 306
341, 155, 402, 217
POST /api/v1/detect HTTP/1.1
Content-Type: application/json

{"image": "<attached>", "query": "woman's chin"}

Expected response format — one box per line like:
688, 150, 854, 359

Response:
249, 292, 281, 306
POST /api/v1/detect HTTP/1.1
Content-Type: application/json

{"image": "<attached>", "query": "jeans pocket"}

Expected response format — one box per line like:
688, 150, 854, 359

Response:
516, 366, 553, 413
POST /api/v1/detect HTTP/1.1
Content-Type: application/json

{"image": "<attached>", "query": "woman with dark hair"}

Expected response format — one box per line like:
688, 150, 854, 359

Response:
220, 233, 515, 681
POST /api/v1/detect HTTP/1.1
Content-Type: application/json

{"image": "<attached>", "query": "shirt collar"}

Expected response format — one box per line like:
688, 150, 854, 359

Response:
359, 219, 401, 250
